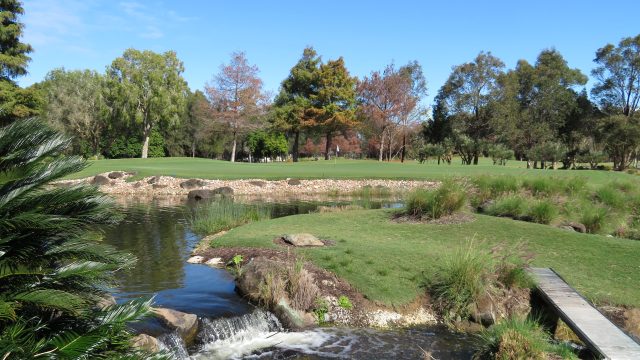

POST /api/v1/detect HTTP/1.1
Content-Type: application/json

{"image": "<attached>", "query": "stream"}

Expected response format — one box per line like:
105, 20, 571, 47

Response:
102, 196, 475, 359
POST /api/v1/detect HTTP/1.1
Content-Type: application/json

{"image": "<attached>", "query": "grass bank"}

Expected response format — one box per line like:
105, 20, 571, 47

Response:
68, 157, 637, 185
207, 209, 640, 308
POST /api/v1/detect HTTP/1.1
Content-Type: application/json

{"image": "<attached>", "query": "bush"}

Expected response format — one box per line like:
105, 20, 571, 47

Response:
430, 241, 493, 320
405, 182, 466, 219
474, 317, 576, 360
337, 295, 353, 310
485, 195, 527, 219
562, 177, 587, 195
580, 207, 608, 233
527, 200, 558, 224
191, 199, 271, 234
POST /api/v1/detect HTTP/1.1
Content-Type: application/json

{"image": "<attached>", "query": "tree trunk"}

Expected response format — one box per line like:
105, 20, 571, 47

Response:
400, 132, 406, 163
141, 123, 151, 159
292, 130, 300, 162
191, 141, 196, 158
378, 128, 386, 162
230, 135, 237, 162
324, 132, 332, 160
473, 152, 479, 165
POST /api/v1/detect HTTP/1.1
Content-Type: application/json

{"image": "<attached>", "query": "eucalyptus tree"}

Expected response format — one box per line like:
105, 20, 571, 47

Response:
106, 49, 188, 158
439, 52, 504, 164
591, 34, 640, 117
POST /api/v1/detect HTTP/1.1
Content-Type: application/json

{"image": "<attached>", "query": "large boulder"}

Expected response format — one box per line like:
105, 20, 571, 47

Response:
90, 175, 111, 186
154, 308, 198, 344
287, 179, 302, 186
108, 171, 125, 179
147, 176, 161, 185
187, 187, 234, 200
283, 233, 324, 247
249, 180, 267, 187
566, 222, 587, 233
180, 179, 207, 189
131, 334, 161, 353
152, 184, 168, 189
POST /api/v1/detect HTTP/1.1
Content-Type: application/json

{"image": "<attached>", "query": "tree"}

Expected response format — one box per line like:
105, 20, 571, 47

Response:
591, 34, 640, 117
397, 61, 427, 162
246, 130, 288, 161
106, 49, 188, 158
273, 47, 322, 162
493, 50, 587, 167
305, 57, 358, 160
423, 90, 453, 144
600, 115, 640, 170
206, 52, 266, 162
0, 119, 165, 359
440, 52, 504, 164
41, 69, 108, 156
0, 0, 40, 125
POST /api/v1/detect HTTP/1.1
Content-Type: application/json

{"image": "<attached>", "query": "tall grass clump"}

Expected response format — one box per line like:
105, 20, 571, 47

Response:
473, 317, 576, 360
405, 181, 466, 219
521, 178, 559, 196
527, 200, 558, 224
594, 184, 626, 209
580, 206, 608, 234
191, 199, 271, 234
485, 195, 527, 219
561, 177, 587, 195
472, 176, 519, 207
430, 241, 493, 320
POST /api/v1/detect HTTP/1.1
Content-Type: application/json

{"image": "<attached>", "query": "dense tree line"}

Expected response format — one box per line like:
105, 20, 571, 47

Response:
4, 1, 640, 169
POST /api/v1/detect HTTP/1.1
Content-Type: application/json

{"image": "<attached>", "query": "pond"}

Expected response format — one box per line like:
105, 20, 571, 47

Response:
102, 195, 475, 359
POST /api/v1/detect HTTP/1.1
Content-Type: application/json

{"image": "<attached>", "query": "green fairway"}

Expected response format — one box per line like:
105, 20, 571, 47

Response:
209, 209, 640, 308
70, 157, 637, 185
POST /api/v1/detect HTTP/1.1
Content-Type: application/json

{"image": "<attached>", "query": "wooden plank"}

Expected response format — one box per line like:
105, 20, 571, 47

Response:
530, 268, 640, 360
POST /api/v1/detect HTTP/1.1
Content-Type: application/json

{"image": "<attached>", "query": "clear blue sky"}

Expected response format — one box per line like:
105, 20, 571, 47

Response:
20, 0, 640, 105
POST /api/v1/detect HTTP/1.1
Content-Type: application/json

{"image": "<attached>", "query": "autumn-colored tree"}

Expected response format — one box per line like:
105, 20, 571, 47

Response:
273, 47, 322, 162
206, 52, 266, 162
305, 57, 358, 160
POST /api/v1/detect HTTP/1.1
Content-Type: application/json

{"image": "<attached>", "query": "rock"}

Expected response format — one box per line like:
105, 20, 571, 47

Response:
187, 256, 205, 264
96, 294, 116, 310
108, 171, 125, 179
205, 257, 223, 266
180, 179, 207, 189
132, 181, 143, 188
90, 175, 111, 186
154, 308, 198, 344
131, 334, 161, 353
152, 184, 168, 189
249, 180, 267, 187
567, 222, 587, 233
187, 187, 234, 200
287, 179, 302, 186
147, 176, 161, 185
273, 298, 316, 330
468, 292, 497, 326
559, 225, 576, 232
283, 233, 324, 247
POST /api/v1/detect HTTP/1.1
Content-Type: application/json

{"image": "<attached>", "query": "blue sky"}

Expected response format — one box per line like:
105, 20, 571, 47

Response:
20, 0, 640, 105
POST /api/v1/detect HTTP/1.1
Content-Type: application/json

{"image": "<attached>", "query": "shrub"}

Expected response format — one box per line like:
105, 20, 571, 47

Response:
430, 241, 493, 320
580, 207, 608, 233
405, 181, 466, 219
485, 195, 527, 218
561, 177, 587, 195
287, 259, 320, 311
473, 317, 576, 360
191, 199, 271, 234
527, 200, 558, 224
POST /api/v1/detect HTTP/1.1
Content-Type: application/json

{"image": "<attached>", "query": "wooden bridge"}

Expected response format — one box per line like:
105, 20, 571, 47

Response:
530, 268, 640, 360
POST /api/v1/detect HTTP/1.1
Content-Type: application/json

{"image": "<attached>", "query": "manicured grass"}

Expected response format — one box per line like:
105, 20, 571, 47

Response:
68, 157, 637, 185
209, 209, 640, 308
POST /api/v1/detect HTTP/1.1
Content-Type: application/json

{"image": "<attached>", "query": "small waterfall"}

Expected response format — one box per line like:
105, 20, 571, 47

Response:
158, 331, 190, 360
198, 309, 283, 343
